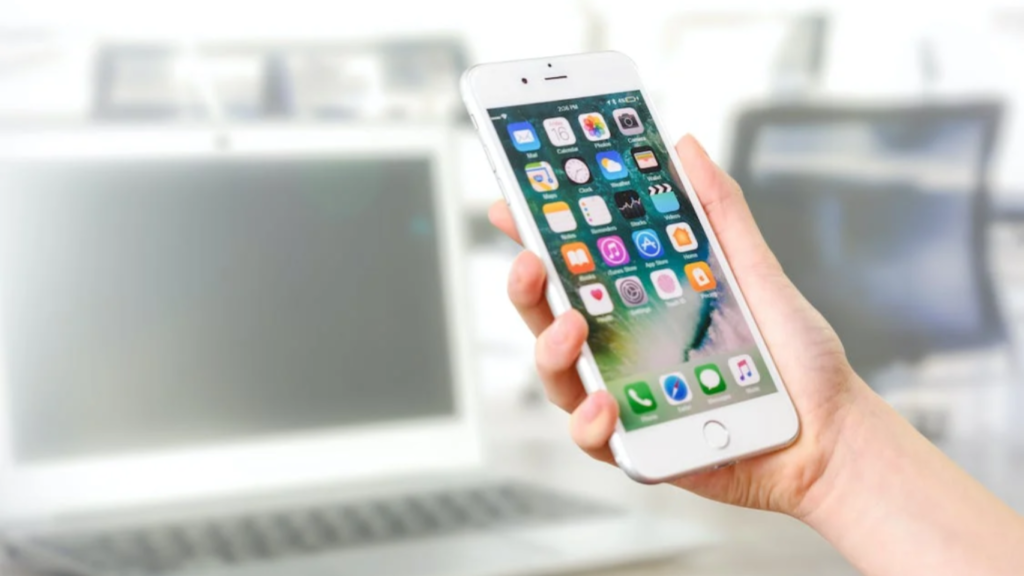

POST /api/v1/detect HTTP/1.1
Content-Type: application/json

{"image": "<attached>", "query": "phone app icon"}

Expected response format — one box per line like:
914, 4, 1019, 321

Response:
596, 235, 630, 267
613, 107, 645, 136
615, 276, 648, 307
631, 229, 664, 260
578, 112, 611, 141
563, 157, 592, 185
507, 121, 540, 152
650, 269, 684, 300
685, 261, 717, 292
524, 161, 559, 192
596, 151, 628, 180
543, 117, 577, 146
624, 382, 658, 414
614, 190, 646, 219
543, 201, 577, 233
728, 354, 761, 387
648, 183, 680, 213
579, 283, 614, 316
578, 195, 612, 226
631, 146, 660, 173
666, 222, 698, 252
659, 372, 691, 404
561, 242, 595, 274
695, 364, 727, 395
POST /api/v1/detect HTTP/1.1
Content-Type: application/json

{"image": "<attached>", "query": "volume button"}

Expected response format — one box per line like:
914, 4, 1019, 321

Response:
469, 114, 479, 130
483, 148, 497, 172
496, 179, 511, 204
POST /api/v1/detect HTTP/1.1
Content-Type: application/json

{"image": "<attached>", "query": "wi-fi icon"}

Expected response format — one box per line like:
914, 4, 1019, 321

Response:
501, 113, 507, 119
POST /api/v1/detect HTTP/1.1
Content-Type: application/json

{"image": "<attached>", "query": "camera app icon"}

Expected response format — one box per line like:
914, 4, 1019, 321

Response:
613, 108, 644, 136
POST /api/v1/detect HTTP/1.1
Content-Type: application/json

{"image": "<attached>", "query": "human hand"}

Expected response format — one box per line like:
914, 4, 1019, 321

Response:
489, 134, 871, 519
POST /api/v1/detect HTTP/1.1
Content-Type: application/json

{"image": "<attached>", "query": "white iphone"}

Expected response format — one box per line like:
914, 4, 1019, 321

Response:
462, 52, 799, 482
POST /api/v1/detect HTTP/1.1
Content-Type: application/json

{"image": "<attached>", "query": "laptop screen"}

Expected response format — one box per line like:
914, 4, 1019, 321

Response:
0, 156, 455, 463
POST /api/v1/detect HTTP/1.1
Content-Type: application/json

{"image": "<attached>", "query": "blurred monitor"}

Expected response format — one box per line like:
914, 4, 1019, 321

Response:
730, 103, 1004, 378
0, 143, 455, 463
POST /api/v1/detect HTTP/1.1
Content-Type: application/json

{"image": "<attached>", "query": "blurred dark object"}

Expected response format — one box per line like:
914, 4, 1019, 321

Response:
730, 102, 1005, 380
92, 39, 467, 123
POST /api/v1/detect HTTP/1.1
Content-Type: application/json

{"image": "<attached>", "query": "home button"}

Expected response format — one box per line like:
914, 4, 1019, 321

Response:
703, 420, 730, 449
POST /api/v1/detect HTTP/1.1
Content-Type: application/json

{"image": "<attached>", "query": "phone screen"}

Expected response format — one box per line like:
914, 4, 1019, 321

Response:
489, 90, 778, 431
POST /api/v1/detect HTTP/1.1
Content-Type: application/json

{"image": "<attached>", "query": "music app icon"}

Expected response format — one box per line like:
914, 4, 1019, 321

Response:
596, 235, 630, 267
728, 354, 761, 387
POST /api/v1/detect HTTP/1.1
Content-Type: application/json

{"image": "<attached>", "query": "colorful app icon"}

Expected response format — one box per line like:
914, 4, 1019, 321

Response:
507, 121, 540, 152
543, 117, 576, 146
613, 108, 645, 136
659, 372, 691, 404
650, 269, 684, 300
578, 112, 610, 141
615, 276, 648, 307
648, 183, 680, 213
728, 354, 761, 387
561, 242, 595, 274
596, 151, 628, 180
631, 229, 663, 260
596, 235, 630, 267
543, 201, 577, 233
666, 222, 698, 252
524, 161, 559, 192
614, 190, 646, 219
562, 157, 592, 185
579, 283, 614, 316
631, 146, 660, 173
695, 363, 727, 395
685, 261, 717, 292
578, 195, 612, 226
624, 382, 658, 414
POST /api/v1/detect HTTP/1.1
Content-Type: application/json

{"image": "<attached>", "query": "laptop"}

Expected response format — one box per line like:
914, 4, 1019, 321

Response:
0, 127, 707, 576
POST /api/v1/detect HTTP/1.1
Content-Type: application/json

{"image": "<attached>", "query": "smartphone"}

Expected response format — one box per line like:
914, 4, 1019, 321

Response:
462, 52, 799, 482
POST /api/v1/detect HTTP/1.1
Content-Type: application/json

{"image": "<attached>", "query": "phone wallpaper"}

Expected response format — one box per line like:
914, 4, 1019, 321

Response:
489, 91, 777, 431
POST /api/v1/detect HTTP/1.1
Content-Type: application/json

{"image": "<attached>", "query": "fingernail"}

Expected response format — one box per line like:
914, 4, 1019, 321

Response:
577, 394, 602, 424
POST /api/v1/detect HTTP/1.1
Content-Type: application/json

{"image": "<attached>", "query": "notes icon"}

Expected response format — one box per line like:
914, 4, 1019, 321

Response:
728, 354, 761, 387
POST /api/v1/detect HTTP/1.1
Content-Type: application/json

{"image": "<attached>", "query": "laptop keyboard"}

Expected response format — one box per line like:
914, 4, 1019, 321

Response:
26, 483, 614, 576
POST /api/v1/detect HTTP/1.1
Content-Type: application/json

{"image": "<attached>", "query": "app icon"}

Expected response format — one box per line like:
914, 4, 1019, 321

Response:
596, 151, 628, 180
624, 382, 658, 414
613, 108, 645, 136
728, 354, 761, 387
562, 157, 592, 185
577, 112, 610, 141
579, 283, 614, 316
650, 269, 684, 300
631, 229, 663, 260
543, 117, 576, 146
524, 161, 559, 192
615, 276, 648, 307
659, 372, 691, 404
666, 222, 698, 252
631, 146, 660, 173
648, 183, 680, 213
614, 190, 646, 219
561, 242, 595, 274
596, 235, 630, 267
685, 261, 717, 292
507, 121, 540, 152
695, 364, 727, 395
543, 201, 577, 233
578, 195, 612, 226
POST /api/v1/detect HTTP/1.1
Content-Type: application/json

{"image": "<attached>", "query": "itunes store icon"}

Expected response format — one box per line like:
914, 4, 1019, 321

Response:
650, 269, 684, 300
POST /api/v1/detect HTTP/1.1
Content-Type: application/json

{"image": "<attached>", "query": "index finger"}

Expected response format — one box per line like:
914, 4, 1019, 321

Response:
488, 200, 522, 245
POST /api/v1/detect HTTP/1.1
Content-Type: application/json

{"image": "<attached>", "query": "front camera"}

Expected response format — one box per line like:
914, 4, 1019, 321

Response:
521, 78, 528, 84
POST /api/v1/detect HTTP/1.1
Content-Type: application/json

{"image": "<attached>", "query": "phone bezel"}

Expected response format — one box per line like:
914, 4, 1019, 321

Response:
462, 51, 799, 482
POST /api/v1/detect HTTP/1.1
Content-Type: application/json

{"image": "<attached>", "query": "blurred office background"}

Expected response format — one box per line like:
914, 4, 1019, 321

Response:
2, 1, 1024, 574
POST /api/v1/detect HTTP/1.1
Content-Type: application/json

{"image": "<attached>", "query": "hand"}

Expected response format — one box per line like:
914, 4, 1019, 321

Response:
489, 134, 871, 518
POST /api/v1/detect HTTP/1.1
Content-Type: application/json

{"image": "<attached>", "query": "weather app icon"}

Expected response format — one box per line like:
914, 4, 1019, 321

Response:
596, 151, 628, 180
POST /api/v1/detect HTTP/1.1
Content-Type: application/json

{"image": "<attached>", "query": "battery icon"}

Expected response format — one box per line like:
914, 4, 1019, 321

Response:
624, 96, 638, 103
